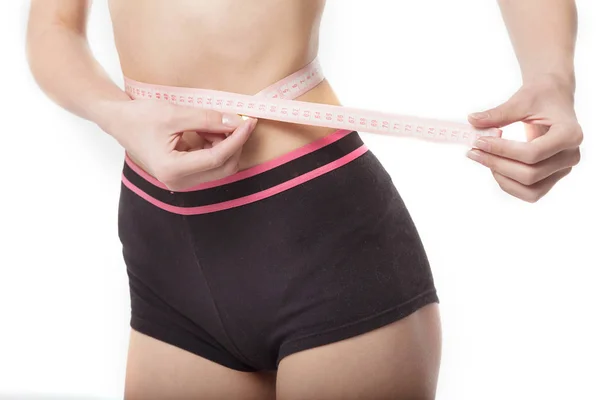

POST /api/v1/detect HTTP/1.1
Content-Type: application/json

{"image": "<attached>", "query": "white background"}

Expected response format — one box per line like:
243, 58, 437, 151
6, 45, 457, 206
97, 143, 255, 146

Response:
1, 1, 598, 399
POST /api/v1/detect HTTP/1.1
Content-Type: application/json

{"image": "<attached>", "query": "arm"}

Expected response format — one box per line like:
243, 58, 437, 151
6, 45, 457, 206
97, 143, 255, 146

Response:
26, 0, 129, 129
26, 0, 256, 191
466, 0, 582, 203
498, 0, 577, 89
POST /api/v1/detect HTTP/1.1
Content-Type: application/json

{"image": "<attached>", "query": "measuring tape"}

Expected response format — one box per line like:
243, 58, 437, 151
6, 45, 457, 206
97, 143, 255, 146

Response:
124, 58, 501, 146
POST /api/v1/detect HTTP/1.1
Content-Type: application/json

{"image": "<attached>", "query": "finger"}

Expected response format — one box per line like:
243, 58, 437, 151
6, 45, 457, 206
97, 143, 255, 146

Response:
471, 122, 582, 165
165, 147, 244, 191
524, 121, 550, 141
492, 167, 572, 203
204, 135, 224, 149
204, 117, 256, 157
174, 141, 192, 152
167, 105, 246, 134
196, 131, 227, 143
175, 130, 204, 152
467, 147, 580, 186
468, 91, 530, 128
172, 117, 257, 177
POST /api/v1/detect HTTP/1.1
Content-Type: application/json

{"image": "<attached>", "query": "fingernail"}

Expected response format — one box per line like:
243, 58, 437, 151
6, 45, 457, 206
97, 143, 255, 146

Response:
467, 149, 483, 162
474, 139, 492, 152
469, 112, 489, 120
222, 113, 244, 127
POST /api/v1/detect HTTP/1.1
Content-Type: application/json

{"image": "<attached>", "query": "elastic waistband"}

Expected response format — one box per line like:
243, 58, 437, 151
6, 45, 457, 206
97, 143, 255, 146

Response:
121, 130, 368, 215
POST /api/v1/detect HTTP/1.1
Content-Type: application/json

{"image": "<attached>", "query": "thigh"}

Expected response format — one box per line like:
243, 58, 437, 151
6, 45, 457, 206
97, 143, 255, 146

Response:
276, 304, 442, 400
124, 329, 276, 400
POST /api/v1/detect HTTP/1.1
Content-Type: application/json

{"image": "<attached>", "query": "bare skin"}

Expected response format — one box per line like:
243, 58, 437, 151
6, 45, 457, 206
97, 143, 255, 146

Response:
467, 0, 582, 203
27, 2, 443, 397
276, 304, 442, 400
125, 305, 441, 400
109, 0, 341, 173
26, 0, 580, 398
125, 330, 278, 400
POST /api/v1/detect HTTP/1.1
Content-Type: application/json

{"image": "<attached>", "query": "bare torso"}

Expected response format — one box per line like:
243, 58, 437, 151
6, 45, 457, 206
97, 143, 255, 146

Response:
108, 0, 340, 170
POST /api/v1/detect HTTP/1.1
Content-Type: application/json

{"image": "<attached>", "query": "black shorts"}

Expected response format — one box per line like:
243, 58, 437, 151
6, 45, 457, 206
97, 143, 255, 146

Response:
118, 129, 438, 372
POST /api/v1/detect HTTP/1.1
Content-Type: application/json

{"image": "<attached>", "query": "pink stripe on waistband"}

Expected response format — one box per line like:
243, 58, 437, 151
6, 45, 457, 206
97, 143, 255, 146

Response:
125, 129, 352, 192
122, 144, 368, 215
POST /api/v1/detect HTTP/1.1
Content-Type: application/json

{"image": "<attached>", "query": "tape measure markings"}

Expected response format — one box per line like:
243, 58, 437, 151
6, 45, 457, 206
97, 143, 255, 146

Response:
124, 58, 501, 146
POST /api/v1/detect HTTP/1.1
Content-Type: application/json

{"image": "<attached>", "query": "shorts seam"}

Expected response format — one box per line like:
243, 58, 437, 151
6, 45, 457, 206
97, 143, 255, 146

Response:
180, 216, 257, 367
278, 288, 439, 364
130, 313, 256, 372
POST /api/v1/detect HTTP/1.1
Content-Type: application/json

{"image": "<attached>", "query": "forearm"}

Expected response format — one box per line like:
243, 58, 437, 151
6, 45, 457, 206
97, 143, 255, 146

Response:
26, 23, 130, 134
497, 0, 577, 90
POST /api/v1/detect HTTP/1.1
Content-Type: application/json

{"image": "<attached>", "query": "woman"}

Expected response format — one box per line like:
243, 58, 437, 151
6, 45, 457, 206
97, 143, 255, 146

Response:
26, 1, 581, 398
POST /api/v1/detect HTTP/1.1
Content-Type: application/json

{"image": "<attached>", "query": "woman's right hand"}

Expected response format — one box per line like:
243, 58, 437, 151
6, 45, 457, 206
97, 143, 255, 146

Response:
100, 99, 257, 191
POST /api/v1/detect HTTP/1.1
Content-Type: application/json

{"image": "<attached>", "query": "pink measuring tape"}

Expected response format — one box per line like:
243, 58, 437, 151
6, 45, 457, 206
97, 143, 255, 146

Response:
124, 58, 501, 146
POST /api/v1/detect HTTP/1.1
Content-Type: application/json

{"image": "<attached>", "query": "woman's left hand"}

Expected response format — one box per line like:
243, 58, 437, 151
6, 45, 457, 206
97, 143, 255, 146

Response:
466, 74, 583, 203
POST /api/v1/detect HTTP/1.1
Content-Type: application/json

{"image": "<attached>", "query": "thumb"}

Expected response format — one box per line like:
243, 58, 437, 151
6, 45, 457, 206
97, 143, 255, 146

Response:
468, 94, 526, 128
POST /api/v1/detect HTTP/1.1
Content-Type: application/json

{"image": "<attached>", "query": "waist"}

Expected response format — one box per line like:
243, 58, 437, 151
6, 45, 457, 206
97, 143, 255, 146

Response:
234, 79, 342, 170
124, 58, 502, 151
124, 58, 341, 171
122, 130, 368, 215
